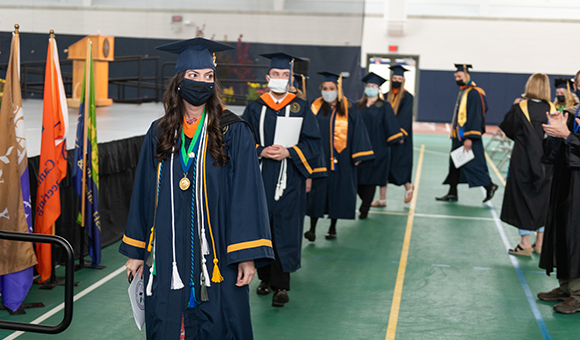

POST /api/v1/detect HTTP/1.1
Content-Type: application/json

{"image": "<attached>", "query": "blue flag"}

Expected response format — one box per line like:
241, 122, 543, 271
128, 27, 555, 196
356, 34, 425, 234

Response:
72, 40, 101, 266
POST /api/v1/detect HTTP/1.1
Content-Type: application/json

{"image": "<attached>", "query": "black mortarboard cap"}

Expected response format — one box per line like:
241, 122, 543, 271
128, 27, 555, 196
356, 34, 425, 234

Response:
260, 52, 303, 71
454, 64, 473, 73
155, 37, 234, 75
389, 65, 409, 76
361, 72, 387, 86
318, 71, 341, 83
555, 78, 573, 89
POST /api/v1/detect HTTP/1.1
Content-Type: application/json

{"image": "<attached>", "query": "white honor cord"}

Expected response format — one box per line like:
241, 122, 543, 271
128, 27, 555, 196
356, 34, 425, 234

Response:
196, 118, 211, 287
170, 147, 184, 290
146, 238, 155, 296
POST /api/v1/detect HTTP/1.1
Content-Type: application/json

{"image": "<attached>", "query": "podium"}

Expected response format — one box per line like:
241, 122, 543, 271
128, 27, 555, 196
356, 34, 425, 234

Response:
66, 34, 114, 108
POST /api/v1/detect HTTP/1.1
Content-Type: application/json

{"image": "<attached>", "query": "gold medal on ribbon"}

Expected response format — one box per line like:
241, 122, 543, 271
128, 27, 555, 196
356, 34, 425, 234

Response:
188, 152, 195, 159
179, 173, 191, 191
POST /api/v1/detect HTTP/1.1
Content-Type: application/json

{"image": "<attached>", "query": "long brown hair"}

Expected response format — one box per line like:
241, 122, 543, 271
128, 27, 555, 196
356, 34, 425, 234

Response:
155, 71, 229, 166
319, 82, 346, 117
386, 78, 405, 114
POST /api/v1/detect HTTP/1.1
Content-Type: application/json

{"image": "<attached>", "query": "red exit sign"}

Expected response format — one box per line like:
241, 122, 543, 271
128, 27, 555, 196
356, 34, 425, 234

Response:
389, 45, 398, 52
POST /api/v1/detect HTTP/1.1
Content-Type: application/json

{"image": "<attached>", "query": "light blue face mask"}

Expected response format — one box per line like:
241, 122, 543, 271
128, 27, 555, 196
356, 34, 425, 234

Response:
364, 87, 379, 98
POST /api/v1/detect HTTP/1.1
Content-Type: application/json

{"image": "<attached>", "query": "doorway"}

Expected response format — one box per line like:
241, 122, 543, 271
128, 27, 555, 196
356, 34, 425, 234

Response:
366, 54, 420, 118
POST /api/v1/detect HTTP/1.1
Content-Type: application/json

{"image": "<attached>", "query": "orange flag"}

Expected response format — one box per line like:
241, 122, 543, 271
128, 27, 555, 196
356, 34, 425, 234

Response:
35, 32, 69, 283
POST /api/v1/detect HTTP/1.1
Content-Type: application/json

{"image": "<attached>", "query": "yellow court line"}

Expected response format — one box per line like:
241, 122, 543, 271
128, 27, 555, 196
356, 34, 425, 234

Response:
385, 144, 425, 340
484, 152, 506, 187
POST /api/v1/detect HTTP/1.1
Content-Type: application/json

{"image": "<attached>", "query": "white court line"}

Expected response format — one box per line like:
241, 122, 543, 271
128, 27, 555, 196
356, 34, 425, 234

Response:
412, 147, 449, 157
3, 266, 126, 340
369, 210, 496, 222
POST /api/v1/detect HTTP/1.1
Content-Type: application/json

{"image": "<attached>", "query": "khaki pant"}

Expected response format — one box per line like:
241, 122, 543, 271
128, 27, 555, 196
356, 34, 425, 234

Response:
559, 278, 580, 301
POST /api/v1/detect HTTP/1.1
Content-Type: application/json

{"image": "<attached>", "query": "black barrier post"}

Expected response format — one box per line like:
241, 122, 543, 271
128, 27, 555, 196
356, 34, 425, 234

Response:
0, 230, 74, 334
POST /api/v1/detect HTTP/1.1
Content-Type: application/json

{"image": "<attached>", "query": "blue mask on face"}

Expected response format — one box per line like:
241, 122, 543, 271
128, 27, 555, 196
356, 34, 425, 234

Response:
364, 87, 379, 98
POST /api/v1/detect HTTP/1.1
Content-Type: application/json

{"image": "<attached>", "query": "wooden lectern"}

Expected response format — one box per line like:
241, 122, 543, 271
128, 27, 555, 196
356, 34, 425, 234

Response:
66, 34, 114, 107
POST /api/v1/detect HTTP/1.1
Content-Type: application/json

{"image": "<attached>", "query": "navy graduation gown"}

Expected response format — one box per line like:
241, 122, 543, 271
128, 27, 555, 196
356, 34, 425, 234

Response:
119, 111, 274, 340
357, 99, 403, 186
444, 86, 492, 187
307, 98, 374, 219
242, 94, 321, 273
388, 90, 414, 185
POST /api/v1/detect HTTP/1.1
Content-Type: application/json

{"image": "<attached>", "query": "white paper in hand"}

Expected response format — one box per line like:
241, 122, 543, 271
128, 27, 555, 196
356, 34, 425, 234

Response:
450, 146, 475, 168
128, 270, 145, 331
273, 117, 303, 147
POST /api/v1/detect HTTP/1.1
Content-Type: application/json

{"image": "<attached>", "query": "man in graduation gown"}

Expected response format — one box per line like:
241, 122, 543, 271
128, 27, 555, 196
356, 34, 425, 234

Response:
538, 104, 580, 314
242, 53, 321, 307
120, 38, 275, 339
436, 64, 498, 202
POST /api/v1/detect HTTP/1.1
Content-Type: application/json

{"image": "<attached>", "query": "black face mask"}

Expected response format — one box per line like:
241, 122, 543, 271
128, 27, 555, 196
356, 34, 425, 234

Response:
557, 95, 566, 103
456, 80, 465, 86
179, 79, 214, 106
392, 81, 402, 89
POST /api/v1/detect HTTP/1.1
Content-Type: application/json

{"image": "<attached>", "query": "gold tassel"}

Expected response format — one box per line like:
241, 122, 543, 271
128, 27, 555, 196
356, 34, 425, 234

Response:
213, 53, 217, 67
211, 258, 224, 283
301, 74, 307, 100
337, 74, 343, 102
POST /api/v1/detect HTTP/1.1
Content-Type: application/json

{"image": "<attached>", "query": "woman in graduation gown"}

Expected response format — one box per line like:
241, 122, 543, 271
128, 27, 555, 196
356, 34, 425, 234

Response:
304, 72, 374, 240
499, 73, 555, 256
356, 72, 403, 219
120, 38, 274, 340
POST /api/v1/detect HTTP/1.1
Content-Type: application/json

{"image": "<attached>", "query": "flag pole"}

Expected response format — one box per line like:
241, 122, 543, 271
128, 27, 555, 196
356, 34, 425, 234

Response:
80, 40, 91, 229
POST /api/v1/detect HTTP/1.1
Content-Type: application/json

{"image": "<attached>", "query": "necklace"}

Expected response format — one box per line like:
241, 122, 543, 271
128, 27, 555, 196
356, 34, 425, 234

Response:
179, 109, 205, 190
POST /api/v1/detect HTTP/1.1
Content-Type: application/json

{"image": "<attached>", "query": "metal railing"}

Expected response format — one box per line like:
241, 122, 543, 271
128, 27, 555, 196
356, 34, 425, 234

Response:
0, 231, 74, 334
109, 55, 160, 103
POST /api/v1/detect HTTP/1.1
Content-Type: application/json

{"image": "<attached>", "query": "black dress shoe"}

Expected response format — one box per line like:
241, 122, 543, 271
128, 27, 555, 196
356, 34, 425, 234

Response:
435, 194, 458, 201
256, 281, 271, 295
304, 231, 315, 242
272, 289, 289, 307
359, 211, 368, 219
482, 183, 498, 203
325, 232, 336, 240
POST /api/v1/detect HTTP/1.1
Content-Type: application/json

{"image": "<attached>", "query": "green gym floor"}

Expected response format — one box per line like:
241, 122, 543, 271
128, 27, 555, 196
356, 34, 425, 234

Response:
2, 133, 578, 340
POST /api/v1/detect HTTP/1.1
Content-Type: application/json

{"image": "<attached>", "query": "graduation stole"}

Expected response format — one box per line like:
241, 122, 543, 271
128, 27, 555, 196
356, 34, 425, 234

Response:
260, 92, 296, 111
311, 97, 349, 170
452, 79, 486, 139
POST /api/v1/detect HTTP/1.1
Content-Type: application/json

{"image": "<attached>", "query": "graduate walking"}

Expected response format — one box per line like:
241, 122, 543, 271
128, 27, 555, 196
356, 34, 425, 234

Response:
373, 65, 415, 207
356, 72, 403, 219
242, 53, 321, 307
120, 38, 275, 340
304, 72, 374, 240
436, 64, 498, 203
499, 73, 555, 256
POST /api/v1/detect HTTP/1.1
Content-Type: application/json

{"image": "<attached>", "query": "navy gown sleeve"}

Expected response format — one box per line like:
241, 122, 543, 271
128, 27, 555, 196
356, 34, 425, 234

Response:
398, 92, 414, 138
383, 103, 403, 145
225, 122, 275, 268
287, 104, 322, 178
463, 90, 486, 140
348, 102, 375, 163
567, 134, 580, 166
241, 102, 266, 157
119, 122, 158, 260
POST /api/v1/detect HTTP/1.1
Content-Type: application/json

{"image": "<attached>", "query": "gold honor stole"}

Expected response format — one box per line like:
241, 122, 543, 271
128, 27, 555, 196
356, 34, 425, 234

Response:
453, 86, 486, 138
311, 97, 349, 170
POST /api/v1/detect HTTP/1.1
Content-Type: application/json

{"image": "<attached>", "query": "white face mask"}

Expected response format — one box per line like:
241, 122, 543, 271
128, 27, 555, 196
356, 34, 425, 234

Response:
268, 77, 289, 94
322, 90, 338, 103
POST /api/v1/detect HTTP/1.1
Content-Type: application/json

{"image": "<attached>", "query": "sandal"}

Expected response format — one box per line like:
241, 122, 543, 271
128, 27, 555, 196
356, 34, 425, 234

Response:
508, 244, 533, 257
371, 199, 386, 207
532, 243, 542, 255
404, 185, 414, 204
